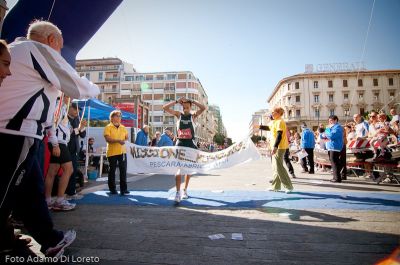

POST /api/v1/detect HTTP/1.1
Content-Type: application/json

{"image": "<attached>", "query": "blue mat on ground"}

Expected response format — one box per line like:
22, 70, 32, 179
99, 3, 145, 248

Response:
74, 190, 400, 211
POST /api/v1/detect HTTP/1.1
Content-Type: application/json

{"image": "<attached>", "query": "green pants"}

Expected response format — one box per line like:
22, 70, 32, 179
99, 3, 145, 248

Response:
271, 149, 293, 191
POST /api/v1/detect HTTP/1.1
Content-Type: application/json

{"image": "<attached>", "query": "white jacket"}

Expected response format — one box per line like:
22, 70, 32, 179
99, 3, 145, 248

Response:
0, 38, 99, 140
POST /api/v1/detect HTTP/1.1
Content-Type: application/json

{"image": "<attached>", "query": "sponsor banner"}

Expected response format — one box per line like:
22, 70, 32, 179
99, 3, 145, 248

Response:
127, 138, 261, 175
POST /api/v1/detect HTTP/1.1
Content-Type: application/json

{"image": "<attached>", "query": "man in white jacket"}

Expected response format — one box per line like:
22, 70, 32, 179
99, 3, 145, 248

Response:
0, 20, 99, 257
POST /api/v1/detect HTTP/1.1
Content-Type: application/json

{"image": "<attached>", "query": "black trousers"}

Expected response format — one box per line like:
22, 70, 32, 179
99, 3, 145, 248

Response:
66, 152, 78, 196
329, 150, 342, 181
283, 149, 294, 175
339, 146, 347, 178
0, 133, 63, 252
108, 154, 127, 193
301, 148, 315, 173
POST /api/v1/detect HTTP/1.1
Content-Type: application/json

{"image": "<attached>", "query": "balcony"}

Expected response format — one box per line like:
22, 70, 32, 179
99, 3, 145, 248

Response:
101, 88, 119, 93
104, 77, 121, 82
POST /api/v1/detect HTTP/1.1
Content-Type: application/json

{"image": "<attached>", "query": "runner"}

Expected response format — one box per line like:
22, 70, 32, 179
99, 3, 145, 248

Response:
162, 97, 206, 204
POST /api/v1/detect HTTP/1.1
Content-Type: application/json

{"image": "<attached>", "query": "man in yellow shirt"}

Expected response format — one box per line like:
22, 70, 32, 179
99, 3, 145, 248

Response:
103, 110, 129, 195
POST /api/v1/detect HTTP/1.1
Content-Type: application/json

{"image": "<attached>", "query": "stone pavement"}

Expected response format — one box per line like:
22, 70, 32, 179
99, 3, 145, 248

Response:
10, 158, 400, 264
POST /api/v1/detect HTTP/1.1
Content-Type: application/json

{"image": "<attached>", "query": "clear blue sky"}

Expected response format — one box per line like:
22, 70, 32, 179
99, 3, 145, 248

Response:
6, 0, 400, 141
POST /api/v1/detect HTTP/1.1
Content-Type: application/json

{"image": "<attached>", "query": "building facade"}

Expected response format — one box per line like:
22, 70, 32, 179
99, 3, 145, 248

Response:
76, 58, 219, 142
267, 70, 400, 130
249, 109, 269, 137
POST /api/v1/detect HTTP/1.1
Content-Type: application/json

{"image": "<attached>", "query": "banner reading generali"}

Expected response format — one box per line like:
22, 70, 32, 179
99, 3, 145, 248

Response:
126, 138, 261, 175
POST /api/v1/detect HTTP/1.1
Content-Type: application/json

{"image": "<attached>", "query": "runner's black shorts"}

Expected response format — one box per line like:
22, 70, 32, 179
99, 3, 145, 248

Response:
48, 143, 72, 164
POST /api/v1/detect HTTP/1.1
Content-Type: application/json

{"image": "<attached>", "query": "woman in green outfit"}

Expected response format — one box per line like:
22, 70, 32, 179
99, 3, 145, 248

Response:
269, 107, 294, 193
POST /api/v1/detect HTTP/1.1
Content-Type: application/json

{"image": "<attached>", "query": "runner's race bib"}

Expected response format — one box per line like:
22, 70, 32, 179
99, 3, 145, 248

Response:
178, 128, 192, 139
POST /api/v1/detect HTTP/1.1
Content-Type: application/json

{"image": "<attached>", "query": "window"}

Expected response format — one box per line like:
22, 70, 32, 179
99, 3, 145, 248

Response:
373, 92, 379, 101
344, 93, 349, 100
135, 75, 144, 81
344, 108, 350, 117
156, 75, 164, 81
328, 80, 333, 88
125, 76, 133, 81
358, 93, 364, 100
288, 110, 292, 117
373, 78, 378, 86
153, 116, 163, 122
287, 96, 291, 104
85, 73, 90, 79
295, 82, 299, 89
389, 78, 393, 86
329, 94, 334, 102
360, 108, 365, 115
112, 85, 117, 89
343, 80, 348, 87
288, 83, 291, 91
314, 95, 319, 103
167, 74, 176, 80
389, 92, 395, 100
313, 81, 319, 88
164, 94, 175, 101
330, 109, 335, 116
98, 72, 103, 81
145, 75, 153, 81
296, 96, 300, 102
165, 83, 175, 90
358, 79, 363, 87
296, 110, 301, 118
314, 108, 320, 118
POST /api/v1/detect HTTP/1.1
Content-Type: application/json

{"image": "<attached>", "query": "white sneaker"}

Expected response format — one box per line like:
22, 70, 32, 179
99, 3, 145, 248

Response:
285, 189, 293, 194
47, 199, 54, 210
65, 193, 84, 201
45, 229, 76, 258
52, 199, 76, 211
181, 190, 189, 200
174, 192, 181, 203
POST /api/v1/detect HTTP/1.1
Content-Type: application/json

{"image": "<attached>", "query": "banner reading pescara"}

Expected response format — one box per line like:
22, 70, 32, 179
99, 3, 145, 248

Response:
127, 138, 261, 175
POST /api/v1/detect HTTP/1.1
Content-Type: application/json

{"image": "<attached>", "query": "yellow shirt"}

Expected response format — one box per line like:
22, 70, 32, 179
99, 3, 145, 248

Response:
104, 123, 128, 157
270, 118, 289, 150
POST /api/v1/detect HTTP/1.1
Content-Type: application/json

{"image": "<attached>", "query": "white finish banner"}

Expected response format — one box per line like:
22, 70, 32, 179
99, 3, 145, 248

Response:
126, 138, 261, 175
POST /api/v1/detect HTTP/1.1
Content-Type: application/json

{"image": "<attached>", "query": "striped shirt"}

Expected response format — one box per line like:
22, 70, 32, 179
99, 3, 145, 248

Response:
0, 38, 99, 140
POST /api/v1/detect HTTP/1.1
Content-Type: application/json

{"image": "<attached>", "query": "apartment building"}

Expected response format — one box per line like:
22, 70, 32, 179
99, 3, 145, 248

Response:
267, 70, 400, 130
76, 58, 135, 103
76, 58, 219, 142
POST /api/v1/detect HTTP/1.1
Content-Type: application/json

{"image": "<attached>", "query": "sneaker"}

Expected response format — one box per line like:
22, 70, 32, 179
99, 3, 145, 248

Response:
65, 193, 83, 201
174, 192, 181, 203
52, 199, 76, 211
45, 230, 76, 258
47, 200, 54, 210
181, 190, 189, 200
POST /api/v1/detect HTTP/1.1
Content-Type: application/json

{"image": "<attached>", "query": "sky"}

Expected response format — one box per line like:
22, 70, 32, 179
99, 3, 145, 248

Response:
6, 0, 400, 142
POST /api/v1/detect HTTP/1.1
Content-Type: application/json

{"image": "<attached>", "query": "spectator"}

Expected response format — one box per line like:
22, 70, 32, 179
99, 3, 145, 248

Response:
66, 102, 87, 198
135, 125, 149, 146
157, 128, 174, 147
353, 113, 369, 139
82, 137, 100, 168
323, 115, 344, 183
300, 123, 315, 174
150, 131, 161, 146
0, 39, 11, 84
370, 113, 394, 160
0, 21, 99, 257
104, 110, 129, 195
45, 96, 76, 211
